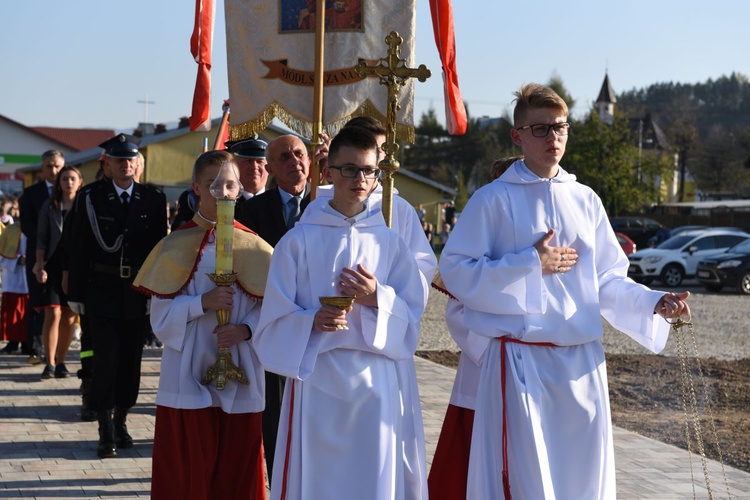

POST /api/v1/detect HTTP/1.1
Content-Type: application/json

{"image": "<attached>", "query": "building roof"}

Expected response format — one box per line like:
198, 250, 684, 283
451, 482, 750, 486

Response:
18, 118, 312, 173
596, 73, 617, 104
396, 168, 457, 196
629, 114, 671, 150
31, 127, 115, 152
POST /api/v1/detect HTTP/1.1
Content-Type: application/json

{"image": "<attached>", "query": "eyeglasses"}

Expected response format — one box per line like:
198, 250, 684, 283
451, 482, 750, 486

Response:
515, 122, 570, 137
329, 166, 382, 179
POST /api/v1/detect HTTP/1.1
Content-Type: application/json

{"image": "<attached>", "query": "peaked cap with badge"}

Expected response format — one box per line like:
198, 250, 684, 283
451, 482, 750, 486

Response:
99, 133, 141, 159
225, 137, 267, 159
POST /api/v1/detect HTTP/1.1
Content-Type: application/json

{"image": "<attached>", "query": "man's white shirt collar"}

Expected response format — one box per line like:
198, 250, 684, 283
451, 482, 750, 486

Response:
113, 180, 134, 198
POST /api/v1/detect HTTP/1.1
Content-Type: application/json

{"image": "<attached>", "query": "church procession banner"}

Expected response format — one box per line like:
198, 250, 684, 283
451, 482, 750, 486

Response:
224, 0, 417, 141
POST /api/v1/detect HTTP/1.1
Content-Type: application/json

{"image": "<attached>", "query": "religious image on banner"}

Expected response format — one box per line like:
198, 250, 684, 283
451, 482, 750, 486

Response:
226, 0, 416, 141
281, 0, 363, 32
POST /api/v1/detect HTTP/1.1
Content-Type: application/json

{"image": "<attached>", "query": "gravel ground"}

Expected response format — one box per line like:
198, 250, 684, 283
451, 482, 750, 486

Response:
418, 281, 750, 360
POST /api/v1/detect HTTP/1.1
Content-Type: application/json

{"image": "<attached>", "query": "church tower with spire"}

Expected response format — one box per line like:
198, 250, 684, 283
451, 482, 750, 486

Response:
596, 72, 617, 126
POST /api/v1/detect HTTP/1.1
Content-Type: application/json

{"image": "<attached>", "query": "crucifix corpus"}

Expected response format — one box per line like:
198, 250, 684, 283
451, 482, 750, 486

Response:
355, 31, 431, 228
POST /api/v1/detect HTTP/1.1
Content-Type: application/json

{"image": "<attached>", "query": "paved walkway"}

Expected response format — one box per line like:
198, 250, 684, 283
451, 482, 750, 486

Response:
1, 347, 748, 499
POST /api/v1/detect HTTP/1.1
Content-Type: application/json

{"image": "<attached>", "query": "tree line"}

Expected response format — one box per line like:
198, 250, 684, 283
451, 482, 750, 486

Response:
402, 73, 750, 215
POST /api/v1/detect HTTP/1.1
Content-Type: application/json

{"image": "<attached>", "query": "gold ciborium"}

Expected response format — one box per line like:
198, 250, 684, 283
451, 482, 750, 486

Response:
319, 295, 355, 330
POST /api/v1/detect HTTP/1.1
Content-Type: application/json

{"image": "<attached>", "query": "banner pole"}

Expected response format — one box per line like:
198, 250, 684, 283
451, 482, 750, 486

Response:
310, 0, 326, 201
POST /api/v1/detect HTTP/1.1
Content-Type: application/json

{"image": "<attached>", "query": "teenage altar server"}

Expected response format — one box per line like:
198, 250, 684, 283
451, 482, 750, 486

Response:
310, 118, 437, 498
254, 127, 426, 500
133, 150, 273, 500
427, 275, 486, 500
428, 157, 520, 500
440, 83, 691, 499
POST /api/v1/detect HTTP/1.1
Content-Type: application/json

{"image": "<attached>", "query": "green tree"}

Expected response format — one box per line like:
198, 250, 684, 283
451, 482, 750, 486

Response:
565, 111, 670, 214
617, 72, 750, 197
547, 74, 576, 112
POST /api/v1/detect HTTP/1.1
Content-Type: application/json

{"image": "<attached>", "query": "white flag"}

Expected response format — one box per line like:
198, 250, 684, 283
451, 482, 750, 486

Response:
225, 0, 416, 141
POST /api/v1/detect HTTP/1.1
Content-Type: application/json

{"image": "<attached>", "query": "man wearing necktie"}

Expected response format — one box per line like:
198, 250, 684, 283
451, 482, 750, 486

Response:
67, 133, 168, 458
18, 150, 63, 361
237, 134, 311, 481
286, 195, 301, 229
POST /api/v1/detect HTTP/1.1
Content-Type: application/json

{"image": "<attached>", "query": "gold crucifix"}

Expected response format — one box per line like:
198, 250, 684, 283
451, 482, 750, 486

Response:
355, 31, 430, 227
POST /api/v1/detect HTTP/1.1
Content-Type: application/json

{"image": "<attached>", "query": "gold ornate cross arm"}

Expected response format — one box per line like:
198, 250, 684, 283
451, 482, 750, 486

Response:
354, 31, 431, 227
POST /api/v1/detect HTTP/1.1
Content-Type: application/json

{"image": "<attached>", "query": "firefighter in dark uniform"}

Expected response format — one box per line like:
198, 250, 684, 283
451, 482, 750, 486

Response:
67, 134, 168, 458
64, 156, 111, 422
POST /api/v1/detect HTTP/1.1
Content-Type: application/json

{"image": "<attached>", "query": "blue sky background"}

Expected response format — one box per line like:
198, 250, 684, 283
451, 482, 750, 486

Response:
1, 1, 748, 131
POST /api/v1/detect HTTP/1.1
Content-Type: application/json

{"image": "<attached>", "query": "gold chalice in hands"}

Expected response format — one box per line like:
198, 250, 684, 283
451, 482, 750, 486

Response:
319, 296, 355, 330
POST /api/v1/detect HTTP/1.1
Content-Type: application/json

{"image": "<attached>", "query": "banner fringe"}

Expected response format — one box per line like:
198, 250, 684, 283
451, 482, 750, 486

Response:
229, 100, 415, 144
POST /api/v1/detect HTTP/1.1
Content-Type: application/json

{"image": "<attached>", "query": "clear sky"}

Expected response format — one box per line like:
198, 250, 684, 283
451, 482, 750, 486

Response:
2, 1, 748, 132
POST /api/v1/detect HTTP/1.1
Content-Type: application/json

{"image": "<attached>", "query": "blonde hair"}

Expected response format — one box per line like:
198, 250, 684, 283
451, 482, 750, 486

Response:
512, 83, 568, 126
193, 150, 236, 182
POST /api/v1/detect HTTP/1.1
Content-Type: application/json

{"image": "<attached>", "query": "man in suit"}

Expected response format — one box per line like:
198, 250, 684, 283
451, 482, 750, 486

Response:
237, 134, 310, 480
18, 150, 63, 362
67, 134, 168, 458
226, 136, 269, 218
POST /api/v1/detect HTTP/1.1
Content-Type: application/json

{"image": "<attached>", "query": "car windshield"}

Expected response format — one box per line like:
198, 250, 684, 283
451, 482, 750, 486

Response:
656, 235, 694, 250
728, 239, 750, 253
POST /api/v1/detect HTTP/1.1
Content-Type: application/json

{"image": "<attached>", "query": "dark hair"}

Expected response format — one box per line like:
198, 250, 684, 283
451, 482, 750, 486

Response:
42, 150, 65, 162
490, 155, 524, 181
343, 116, 386, 137
512, 83, 569, 126
51, 165, 82, 211
329, 126, 379, 161
192, 150, 236, 182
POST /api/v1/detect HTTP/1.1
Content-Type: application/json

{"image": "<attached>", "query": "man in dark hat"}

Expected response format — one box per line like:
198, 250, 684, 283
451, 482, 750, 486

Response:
67, 133, 168, 458
225, 137, 269, 216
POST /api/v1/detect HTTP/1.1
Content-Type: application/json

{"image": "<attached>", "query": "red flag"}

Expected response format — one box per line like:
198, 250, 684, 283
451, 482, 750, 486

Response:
212, 100, 231, 150
429, 0, 467, 135
189, 0, 215, 131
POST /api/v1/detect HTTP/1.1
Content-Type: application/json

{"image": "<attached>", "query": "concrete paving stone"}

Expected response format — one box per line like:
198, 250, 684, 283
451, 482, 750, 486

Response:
3, 347, 750, 499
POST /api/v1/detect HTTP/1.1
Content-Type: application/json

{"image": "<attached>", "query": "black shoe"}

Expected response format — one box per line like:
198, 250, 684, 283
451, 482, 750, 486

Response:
81, 406, 97, 422
97, 411, 118, 459
54, 363, 71, 378
79, 379, 97, 422
1, 342, 19, 354
113, 407, 134, 449
41, 364, 54, 379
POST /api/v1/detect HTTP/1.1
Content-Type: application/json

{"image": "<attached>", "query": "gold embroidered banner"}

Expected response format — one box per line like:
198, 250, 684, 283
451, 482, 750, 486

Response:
225, 0, 416, 140
260, 59, 370, 87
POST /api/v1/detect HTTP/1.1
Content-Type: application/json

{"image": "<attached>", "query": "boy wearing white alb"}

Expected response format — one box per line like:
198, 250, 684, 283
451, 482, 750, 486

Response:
254, 127, 426, 500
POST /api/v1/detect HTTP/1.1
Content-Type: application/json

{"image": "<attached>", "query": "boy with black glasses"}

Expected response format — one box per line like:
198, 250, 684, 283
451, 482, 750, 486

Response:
439, 83, 690, 499
254, 126, 427, 499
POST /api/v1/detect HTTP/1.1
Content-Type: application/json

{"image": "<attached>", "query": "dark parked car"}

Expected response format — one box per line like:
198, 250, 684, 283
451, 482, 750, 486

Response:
610, 216, 667, 249
696, 238, 750, 294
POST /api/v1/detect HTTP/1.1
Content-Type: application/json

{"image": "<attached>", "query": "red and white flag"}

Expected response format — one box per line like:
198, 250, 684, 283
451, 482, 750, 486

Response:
224, 0, 417, 141
429, 0, 466, 135
189, 0, 215, 131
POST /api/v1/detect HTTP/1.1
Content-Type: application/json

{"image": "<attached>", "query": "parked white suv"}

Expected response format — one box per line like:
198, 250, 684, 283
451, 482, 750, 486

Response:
627, 229, 750, 287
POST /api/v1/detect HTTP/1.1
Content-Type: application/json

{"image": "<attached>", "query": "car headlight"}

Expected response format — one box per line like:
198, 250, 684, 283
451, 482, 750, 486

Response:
717, 260, 742, 269
643, 256, 663, 264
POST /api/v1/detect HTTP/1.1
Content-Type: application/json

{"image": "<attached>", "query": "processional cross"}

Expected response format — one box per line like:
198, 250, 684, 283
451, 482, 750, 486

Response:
355, 31, 430, 227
